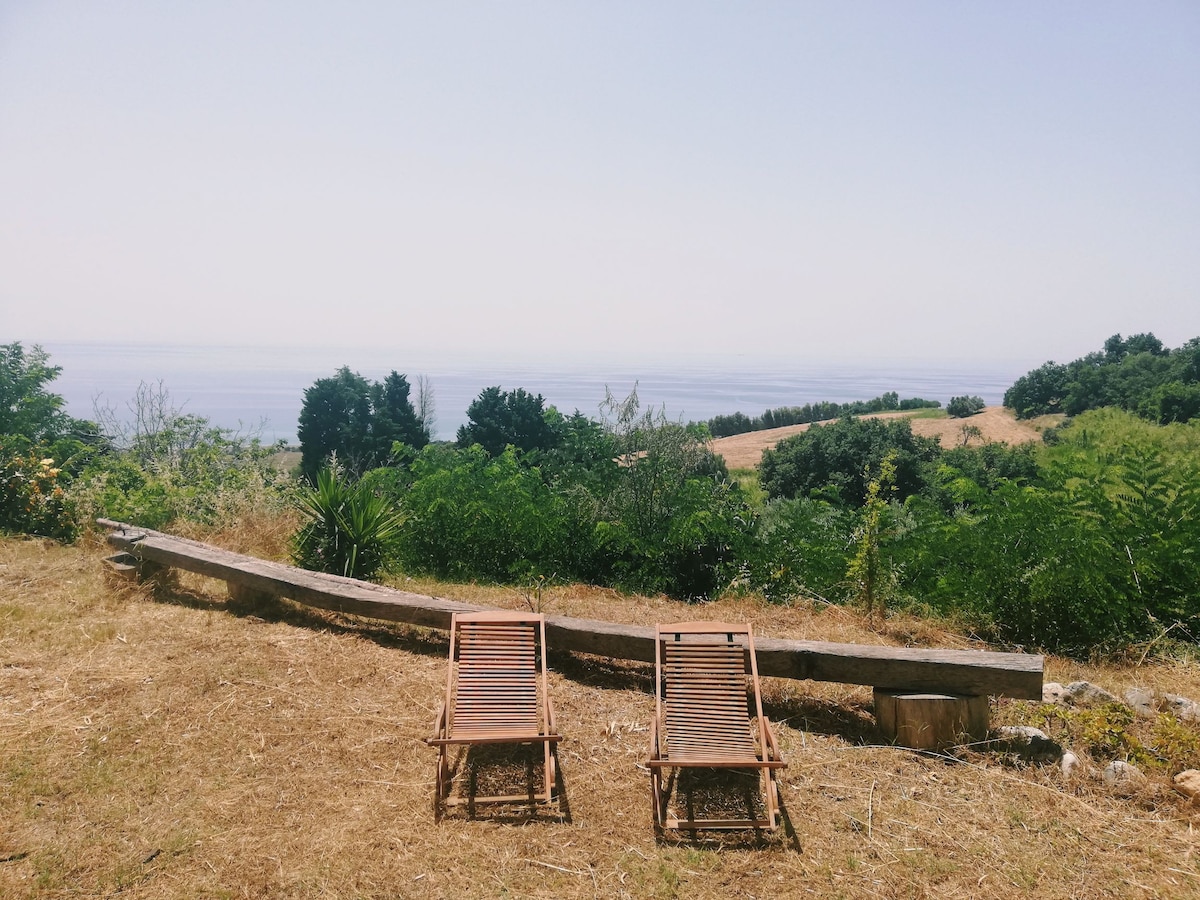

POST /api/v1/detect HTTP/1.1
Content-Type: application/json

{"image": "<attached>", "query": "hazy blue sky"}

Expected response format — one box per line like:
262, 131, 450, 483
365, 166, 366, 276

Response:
2, 2, 1197, 366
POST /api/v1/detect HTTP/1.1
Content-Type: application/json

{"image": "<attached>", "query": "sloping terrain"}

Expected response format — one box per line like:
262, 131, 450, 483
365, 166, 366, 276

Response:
712, 407, 1044, 470
2, 535, 1198, 898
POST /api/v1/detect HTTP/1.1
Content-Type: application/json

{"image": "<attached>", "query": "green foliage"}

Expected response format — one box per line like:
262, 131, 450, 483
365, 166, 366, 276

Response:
0, 440, 77, 541
77, 381, 291, 530
889, 410, 1200, 654
1023, 701, 1200, 774
0, 343, 99, 542
292, 466, 405, 581
926, 442, 1040, 511
0, 342, 85, 444
760, 416, 940, 506
946, 395, 985, 418
846, 452, 898, 621
456, 386, 558, 457
595, 388, 751, 599
395, 445, 584, 582
1006, 333, 1200, 422
392, 388, 753, 600
705, 392, 940, 438
1004, 361, 1069, 418
297, 367, 429, 481
739, 497, 855, 602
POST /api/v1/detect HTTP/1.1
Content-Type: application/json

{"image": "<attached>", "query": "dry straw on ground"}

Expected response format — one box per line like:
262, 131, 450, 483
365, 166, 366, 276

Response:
3, 528, 1199, 899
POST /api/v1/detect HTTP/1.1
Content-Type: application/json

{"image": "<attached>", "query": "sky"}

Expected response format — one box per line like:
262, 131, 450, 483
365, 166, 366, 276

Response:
2, 2, 1198, 367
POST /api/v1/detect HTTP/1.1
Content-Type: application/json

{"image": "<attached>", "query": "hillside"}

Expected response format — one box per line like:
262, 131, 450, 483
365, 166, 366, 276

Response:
2, 534, 1199, 898
711, 406, 1045, 470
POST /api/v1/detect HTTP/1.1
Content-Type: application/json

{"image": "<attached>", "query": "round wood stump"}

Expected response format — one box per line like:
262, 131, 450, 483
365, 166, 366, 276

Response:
874, 690, 989, 750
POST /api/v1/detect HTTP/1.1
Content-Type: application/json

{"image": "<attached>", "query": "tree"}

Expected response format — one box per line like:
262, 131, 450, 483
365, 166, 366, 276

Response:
457, 386, 558, 456
946, 395, 985, 418
298, 367, 372, 480
297, 367, 428, 481
0, 342, 75, 444
759, 416, 940, 506
369, 372, 430, 462
1004, 361, 1068, 418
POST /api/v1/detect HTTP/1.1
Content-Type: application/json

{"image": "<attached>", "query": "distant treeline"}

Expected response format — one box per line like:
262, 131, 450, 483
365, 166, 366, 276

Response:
704, 392, 942, 438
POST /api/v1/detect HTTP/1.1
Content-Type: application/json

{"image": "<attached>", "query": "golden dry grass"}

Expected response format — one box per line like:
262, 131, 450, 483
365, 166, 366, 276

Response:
3, 530, 1200, 899
711, 407, 1043, 471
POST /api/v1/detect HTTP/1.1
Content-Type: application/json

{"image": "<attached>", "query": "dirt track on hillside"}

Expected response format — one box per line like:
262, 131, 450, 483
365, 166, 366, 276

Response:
711, 406, 1043, 470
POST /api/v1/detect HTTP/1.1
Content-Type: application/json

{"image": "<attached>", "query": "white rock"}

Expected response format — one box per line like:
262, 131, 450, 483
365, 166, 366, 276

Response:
994, 725, 1063, 762
1060, 750, 1080, 778
1042, 682, 1067, 704
1124, 687, 1157, 718
1173, 770, 1200, 800
1163, 695, 1199, 722
1065, 681, 1120, 706
1103, 760, 1145, 793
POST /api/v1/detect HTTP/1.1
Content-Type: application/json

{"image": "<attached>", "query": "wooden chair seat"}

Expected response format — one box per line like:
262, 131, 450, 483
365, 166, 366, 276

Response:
647, 622, 786, 831
426, 612, 560, 811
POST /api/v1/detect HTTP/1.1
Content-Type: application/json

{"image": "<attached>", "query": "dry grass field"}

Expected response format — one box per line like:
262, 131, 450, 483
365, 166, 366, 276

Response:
711, 407, 1048, 471
3, 524, 1200, 899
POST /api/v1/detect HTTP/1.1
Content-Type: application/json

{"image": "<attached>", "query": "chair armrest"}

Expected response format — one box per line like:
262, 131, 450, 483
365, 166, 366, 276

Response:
762, 716, 784, 764
425, 701, 447, 745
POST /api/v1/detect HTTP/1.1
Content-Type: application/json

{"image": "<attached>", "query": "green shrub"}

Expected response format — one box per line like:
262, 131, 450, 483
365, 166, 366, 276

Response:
946, 395, 985, 418
0, 439, 77, 542
292, 466, 404, 581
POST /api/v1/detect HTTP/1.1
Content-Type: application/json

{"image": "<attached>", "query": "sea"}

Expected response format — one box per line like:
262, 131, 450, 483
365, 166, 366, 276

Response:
40, 342, 1034, 445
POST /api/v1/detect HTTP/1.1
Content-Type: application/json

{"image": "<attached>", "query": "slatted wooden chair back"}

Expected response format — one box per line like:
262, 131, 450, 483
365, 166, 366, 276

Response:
447, 611, 547, 743
427, 610, 560, 811
649, 621, 785, 831
656, 622, 766, 766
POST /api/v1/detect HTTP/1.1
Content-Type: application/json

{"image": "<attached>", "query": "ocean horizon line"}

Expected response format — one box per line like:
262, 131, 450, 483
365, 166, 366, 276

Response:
35, 340, 1034, 445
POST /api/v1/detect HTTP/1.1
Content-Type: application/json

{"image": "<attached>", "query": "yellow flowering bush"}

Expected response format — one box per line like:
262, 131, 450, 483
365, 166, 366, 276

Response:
0, 441, 77, 542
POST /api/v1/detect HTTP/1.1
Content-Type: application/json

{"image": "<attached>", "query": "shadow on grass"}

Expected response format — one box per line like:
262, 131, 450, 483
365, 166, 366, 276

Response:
436, 743, 572, 826
653, 767, 801, 852
137, 571, 871, 746
141, 572, 451, 660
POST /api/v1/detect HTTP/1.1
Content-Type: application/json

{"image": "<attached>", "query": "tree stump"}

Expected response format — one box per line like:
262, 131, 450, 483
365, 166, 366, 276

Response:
874, 690, 989, 750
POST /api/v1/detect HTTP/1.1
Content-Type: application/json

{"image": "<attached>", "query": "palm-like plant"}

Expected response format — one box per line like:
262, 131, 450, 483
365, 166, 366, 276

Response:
292, 465, 404, 581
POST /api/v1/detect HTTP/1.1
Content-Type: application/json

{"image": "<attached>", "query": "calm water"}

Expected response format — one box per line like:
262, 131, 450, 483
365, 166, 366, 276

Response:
42, 342, 1032, 445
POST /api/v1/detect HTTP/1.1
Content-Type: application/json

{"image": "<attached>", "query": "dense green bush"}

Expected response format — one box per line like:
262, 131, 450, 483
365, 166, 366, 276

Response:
946, 395, 985, 418
0, 438, 77, 542
1006, 333, 1200, 422
888, 410, 1200, 653
760, 416, 940, 505
292, 466, 405, 580
395, 446, 585, 583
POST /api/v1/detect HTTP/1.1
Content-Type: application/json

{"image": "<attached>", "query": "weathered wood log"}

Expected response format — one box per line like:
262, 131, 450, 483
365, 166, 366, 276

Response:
874, 690, 990, 750
98, 520, 1044, 699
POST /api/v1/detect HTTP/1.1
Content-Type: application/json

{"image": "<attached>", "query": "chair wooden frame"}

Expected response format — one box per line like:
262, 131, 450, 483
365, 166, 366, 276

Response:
647, 621, 786, 831
426, 611, 561, 810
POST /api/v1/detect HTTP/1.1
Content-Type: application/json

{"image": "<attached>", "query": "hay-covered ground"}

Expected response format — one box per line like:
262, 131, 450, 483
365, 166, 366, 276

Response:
2, 532, 1199, 899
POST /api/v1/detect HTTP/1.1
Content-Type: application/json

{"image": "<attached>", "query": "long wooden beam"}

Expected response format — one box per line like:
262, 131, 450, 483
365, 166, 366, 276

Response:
99, 520, 1043, 698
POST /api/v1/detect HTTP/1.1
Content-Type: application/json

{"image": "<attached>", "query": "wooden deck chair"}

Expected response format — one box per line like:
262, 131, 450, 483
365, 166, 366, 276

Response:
647, 622, 786, 831
426, 611, 561, 810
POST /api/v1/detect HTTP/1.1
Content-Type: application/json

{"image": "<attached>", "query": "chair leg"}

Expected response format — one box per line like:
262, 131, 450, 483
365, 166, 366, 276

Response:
650, 768, 663, 830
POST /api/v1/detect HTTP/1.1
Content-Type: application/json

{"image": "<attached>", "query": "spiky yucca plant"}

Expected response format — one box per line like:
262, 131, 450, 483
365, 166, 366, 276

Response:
291, 465, 404, 581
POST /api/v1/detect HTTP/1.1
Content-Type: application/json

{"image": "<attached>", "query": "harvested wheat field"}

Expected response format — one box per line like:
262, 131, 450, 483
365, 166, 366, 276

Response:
711, 407, 1047, 471
3, 531, 1200, 899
